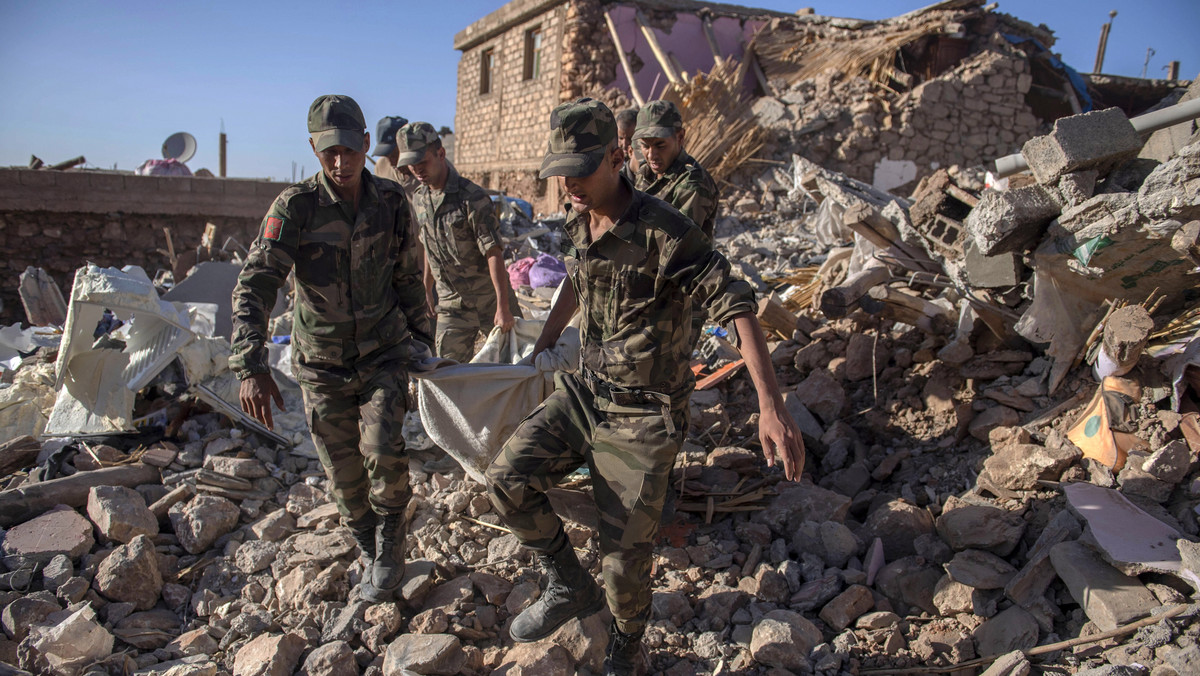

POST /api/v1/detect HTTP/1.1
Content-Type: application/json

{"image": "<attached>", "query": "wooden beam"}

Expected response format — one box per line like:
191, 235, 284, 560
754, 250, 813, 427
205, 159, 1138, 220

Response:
0, 463, 161, 527
701, 16, 722, 60
604, 10, 646, 107
635, 9, 679, 85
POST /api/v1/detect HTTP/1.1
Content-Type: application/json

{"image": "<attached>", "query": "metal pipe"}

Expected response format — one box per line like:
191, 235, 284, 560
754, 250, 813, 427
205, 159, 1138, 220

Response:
993, 97, 1200, 178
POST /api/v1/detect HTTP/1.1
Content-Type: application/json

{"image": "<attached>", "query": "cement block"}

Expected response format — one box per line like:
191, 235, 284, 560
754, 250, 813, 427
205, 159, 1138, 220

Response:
963, 242, 1024, 288
1021, 107, 1142, 184
965, 184, 1062, 255
1049, 540, 1159, 631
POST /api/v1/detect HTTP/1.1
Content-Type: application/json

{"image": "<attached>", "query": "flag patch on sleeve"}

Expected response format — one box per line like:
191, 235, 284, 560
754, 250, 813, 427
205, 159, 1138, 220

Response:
263, 216, 284, 240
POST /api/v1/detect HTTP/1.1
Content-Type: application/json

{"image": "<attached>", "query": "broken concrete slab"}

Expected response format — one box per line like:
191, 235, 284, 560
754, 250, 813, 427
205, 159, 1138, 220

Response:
1021, 107, 1143, 184
18, 266, 67, 327
964, 242, 1024, 288
965, 184, 1062, 256
1063, 482, 1196, 587
1049, 540, 1160, 631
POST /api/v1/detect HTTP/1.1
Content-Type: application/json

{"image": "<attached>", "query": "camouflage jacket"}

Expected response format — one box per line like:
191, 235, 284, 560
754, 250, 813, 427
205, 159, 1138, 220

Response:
562, 181, 756, 404
635, 151, 719, 239
230, 169, 433, 380
412, 164, 503, 312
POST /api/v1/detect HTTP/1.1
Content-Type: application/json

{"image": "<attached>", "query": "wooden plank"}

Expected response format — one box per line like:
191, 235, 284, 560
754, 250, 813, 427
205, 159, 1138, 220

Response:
0, 463, 161, 527
635, 9, 680, 84
696, 359, 745, 390
605, 10, 646, 107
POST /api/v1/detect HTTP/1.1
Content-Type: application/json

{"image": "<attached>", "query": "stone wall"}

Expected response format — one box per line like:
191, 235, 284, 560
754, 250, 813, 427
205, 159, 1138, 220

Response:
454, 0, 570, 213
0, 169, 286, 326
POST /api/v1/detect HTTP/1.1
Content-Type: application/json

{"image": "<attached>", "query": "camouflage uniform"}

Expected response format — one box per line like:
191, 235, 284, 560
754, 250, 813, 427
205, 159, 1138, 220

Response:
230, 168, 432, 525
634, 151, 719, 240
487, 181, 757, 634
411, 163, 520, 362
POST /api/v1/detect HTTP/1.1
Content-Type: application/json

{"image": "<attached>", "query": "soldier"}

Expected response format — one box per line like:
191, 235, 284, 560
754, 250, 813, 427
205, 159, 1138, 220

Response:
615, 107, 639, 182
485, 98, 805, 675
370, 115, 419, 195
395, 121, 520, 363
231, 94, 432, 603
633, 99, 719, 239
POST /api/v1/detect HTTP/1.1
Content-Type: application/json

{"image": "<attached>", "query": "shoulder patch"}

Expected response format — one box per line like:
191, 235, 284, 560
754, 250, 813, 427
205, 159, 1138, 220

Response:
263, 216, 284, 241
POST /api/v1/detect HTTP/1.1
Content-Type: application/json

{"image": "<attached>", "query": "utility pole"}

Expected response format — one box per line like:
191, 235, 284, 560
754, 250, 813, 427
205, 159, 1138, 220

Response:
1141, 47, 1156, 78
1093, 10, 1117, 74
219, 119, 228, 178
1166, 61, 1181, 80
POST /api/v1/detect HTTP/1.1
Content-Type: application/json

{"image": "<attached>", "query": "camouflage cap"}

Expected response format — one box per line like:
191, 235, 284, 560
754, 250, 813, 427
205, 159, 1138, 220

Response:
395, 122, 441, 167
539, 98, 616, 179
372, 116, 409, 157
308, 95, 366, 152
632, 99, 683, 140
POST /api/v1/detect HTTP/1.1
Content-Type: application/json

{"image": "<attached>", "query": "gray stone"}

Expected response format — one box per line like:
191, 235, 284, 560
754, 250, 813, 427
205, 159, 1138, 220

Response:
855, 611, 901, 629
945, 549, 1018, 589
789, 573, 842, 612
249, 509, 296, 542
913, 625, 975, 662
41, 554, 74, 591
936, 498, 1026, 556
2, 594, 60, 641
94, 534, 163, 610
968, 406, 1022, 442
979, 650, 1031, 676
964, 242, 1024, 288
844, 333, 886, 382
876, 556, 941, 615
933, 575, 981, 616
203, 454, 269, 479
382, 634, 464, 676
1142, 440, 1192, 484
966, 184, 1062, 255
793, 369, 846, 424
1049, 541, 1160, 631
1021, 107, 1142, 184
750, 610, 820, 671
87, 485, 159, 544
1163, 644, 1200, 676
114, 609, 181, 650
234, 540, 278, 574
1, 507, 95, 568
783, 393, 825, 441
493, 642, 574, 676
321, 601, 368, 644
974, 605, 1038, 655
1118, 465, 1173, 503
169, 495, 240, 555
135, 656, 219, 676
1005, 510, 1082, 606
981, 443, 1080, 491
232, 632, 306, 676
861, 499, 934, 559
753, 480, 850, 535
1057, 170, 1098, 207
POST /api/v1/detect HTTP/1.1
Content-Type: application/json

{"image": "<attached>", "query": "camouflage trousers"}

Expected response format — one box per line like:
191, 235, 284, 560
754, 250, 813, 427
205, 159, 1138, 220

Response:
435, 290, 521, 363
486, 371, 687, 634
300, 360, 412, 527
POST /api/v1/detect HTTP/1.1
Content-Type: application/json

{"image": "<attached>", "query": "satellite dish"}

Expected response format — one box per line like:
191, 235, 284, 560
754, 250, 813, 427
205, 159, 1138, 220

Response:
162, 132, 197, 163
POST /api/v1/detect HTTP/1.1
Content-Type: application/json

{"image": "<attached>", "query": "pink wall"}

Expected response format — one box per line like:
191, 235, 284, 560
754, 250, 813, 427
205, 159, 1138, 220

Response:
605, 4, 763, 101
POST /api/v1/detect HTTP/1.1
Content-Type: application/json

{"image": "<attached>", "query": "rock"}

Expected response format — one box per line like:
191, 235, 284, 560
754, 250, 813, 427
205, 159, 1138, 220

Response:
945, 549, 1018, 590
408, 608, 448, 634
979, 650, 1031, 676
653, 591, 695, 626
1, 507, 95, 568
233, 632, 306, 676
249, 509, 296, 542
966, 185, 1062, 256
968, 406, 1022, 442
469, 571, 512, 605
754, 480, 850, 535
365, 603, 404, 635
1049, 541, 1160, 631
974, 605, 1039, 656
41, 554, 73, 591
234, 540, 278, 574
706, 446, 760, 471
114, 609, 181, 650
87, 485, 159, 543
912, 625, 976, 663
875, 557, 941, 615
936, 498, 1025, 556
169, 495, 240, 555
2, 594, 60, 641
750, 610, 821, 671
494, 642, 574, 676
1118, 465, 1173, 503
856, 611, 902, 629
933, 575, 981, 616
422, 575, 474, 614
1143, 440, 1192, 484
789, 573, 842, 612
298, 640, 357, 676
1005, 510, 1082, 607
793, 369, 846, 424
383, 634, 465, 676
203, 454, 269, 479
545, 611, 609, 670
94, 534, 163, 610
861, 500, 934, 559
25, 605, 113, 676
844, 333, 886, 382
697, 585, 749, 629
135, 656, 219, 676
819, 584, 874, 631
1021, 107, 1142, 184
400, 559, 438, 605
1162, 643, 1200, 676
981, 443, 1080, 490
167, 628, 219, 657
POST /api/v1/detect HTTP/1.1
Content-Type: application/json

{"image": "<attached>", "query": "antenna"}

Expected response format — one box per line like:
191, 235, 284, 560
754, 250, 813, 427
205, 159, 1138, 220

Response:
1141, 47, 1156, 78
162, 132, 198, 163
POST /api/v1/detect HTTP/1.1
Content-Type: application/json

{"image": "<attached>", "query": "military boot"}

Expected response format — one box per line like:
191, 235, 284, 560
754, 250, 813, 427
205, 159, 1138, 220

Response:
347, 513, 377, 570
603, 620, 645, 676
361, 512, 407, 602
509, 539, 605, 642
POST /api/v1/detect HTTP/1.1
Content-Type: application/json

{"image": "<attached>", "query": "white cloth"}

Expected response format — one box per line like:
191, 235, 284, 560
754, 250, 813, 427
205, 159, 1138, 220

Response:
411, 318, 579, 484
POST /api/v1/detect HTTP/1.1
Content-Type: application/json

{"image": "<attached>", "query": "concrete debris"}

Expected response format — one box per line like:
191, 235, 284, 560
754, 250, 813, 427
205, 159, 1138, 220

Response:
0, 3, 1197, 676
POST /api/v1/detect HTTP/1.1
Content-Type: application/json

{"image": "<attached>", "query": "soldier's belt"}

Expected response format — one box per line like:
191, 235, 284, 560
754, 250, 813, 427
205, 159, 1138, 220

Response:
579, 368, 676, 435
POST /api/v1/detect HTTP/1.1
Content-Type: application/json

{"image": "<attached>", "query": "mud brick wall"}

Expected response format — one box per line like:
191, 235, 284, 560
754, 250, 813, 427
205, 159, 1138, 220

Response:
0, 169, 286, 326
454, 0, 571, 214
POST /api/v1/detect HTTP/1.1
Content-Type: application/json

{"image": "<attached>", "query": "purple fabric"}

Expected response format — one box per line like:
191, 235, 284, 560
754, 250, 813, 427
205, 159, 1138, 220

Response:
528, 253, 567, 289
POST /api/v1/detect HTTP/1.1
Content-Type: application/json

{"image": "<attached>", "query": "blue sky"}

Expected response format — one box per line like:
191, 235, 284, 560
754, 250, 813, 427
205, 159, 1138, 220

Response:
1, 1, 1197, 181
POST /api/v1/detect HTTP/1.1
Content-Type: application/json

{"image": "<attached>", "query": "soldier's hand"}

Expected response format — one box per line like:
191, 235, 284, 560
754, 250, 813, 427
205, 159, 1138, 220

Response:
240, 373, 285, 430
758, 407, 805, 482
426, 292, 437, 319
495, 305, 516, 333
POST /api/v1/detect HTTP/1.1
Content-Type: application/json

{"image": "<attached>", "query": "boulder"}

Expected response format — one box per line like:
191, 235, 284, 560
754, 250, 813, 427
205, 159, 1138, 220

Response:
861, 500, 934, 559
935, 498, 1025, 556
94, 534, 162, 610
383, 634, 465, 675
86, 485, 158, 543
169, 495, 240, 555
233, 632, 306, 676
